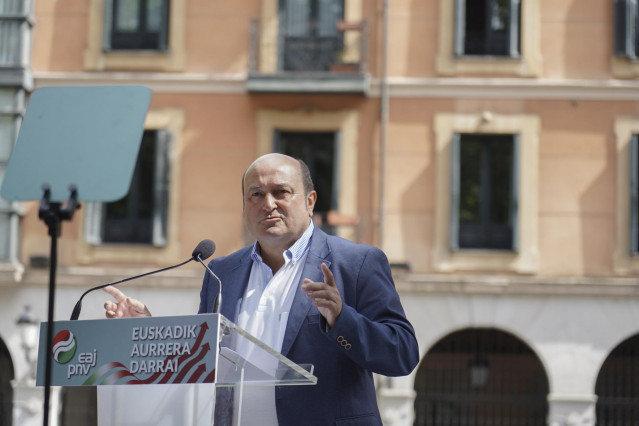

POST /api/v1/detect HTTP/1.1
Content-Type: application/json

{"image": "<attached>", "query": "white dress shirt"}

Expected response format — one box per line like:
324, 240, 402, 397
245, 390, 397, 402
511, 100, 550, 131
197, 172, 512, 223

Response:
234, 222, 314, 425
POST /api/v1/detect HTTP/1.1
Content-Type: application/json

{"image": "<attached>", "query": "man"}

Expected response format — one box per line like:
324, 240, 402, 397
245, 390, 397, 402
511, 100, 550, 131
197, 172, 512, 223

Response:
105, 153, 419, 425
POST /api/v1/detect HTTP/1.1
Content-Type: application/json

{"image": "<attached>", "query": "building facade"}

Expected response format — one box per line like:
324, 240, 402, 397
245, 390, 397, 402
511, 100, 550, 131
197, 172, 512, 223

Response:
0, 0, 638, 425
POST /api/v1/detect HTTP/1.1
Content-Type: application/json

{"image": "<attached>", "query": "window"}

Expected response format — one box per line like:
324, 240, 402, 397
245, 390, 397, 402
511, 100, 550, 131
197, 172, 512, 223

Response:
107, 0, 170, 51
436, 0, 541, 76
85, 130, 170, 247
614, 0, 638, 60
255, 0, 363, 75
614, 118, 639, 273
455, 0, 521, 57
257, 108, 359, 241
433, 113, 539, 273
280, 0, 344, 71
275, 131, 338, 233
451, 134, 518, 251
612, 0, 639, 77
84, 0, 185, 71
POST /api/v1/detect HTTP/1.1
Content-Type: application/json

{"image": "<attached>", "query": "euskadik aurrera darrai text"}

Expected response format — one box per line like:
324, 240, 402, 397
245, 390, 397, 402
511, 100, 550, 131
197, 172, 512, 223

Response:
129, 324, 196, 374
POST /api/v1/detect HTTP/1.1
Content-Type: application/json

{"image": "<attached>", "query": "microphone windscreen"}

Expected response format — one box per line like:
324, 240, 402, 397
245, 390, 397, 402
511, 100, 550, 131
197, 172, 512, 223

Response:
192, 239, 216, 260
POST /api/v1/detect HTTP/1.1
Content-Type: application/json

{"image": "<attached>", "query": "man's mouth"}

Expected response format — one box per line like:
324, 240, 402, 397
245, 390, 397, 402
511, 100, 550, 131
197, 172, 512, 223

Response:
261, 216, 282, 223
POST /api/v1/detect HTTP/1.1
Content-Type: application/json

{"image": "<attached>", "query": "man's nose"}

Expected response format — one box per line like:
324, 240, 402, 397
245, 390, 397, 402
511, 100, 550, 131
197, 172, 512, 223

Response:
263, 193, 277, 209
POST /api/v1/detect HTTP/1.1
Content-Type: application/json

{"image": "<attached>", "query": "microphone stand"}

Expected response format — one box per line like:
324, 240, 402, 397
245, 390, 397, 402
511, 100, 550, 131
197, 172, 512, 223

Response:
196, 254, 223, 313
69, 257, 194, 321
38, 184, 80, 426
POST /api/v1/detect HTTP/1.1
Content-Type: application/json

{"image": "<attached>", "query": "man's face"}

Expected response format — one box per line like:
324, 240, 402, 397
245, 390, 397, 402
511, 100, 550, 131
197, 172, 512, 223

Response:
242, 155, 316, 251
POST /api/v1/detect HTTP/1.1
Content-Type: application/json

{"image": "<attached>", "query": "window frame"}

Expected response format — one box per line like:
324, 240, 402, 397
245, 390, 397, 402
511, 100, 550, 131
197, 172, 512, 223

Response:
79, 109, 184, 265
450, 132, 520, 252
257, 108, 359, 242
85, 129, 170, 247
257, 0, 362, 74
106, 0, 170, 52
614, 0, 637, 59
453, 0, 521, 58
84, 0, 185, 72
614, 117, 639, 273
437, 0, 541, 77
434, 112, 539, 273
612, 0, 639, 77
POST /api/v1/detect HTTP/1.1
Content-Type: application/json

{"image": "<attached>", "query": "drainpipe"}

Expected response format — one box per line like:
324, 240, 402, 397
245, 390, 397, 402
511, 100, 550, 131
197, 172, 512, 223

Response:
378, 0, 389, 248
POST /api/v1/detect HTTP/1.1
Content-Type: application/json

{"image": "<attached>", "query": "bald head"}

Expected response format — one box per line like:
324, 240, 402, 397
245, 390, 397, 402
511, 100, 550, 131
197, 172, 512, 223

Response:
242, 153, 314, 196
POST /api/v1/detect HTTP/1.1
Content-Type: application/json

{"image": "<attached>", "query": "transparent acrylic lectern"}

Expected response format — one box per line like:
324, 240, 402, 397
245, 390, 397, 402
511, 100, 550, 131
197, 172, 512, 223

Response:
95, 314, 317, 426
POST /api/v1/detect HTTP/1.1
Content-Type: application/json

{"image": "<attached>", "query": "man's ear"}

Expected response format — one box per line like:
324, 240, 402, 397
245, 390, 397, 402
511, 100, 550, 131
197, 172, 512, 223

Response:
306, 191, 317, 216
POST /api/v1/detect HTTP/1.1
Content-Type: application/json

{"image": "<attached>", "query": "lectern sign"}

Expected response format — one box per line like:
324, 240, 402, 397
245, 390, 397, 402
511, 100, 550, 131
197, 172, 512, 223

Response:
36, 314, 220, 386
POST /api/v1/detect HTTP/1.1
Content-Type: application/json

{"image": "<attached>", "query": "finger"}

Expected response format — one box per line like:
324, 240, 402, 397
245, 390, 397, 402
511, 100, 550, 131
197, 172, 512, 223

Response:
320, 263, 335, 287
305, 289, 334, 300
103, 285, 127, 302
126, 297, 147, 314
312, 298, 339, 309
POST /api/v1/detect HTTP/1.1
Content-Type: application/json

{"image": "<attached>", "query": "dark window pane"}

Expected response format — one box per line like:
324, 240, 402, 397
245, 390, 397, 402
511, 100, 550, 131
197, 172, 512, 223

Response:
114, 0, 140, 31
489, 139, 513, 225
463, 0, 518, 56
110, 0, 169, 50
103, 131, 156, 244
458, 134, 514, 250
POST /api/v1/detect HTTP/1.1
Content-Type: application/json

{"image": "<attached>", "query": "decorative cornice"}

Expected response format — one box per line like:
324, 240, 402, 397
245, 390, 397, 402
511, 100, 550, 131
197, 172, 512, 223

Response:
33, 72, 639, 101
394, 272, 639, 297
374, 77, 639, 101
33, 72, 246, 94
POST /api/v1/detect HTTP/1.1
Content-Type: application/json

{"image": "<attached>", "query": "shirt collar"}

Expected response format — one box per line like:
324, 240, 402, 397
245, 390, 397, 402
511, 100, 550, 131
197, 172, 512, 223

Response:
251, 221, 314, 266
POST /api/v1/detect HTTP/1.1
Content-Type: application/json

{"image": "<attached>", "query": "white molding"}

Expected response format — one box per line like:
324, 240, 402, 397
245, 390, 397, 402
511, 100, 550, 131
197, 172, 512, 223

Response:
33, 72, 639, 101
372, 77, 639, 100
33, 72, 247, 94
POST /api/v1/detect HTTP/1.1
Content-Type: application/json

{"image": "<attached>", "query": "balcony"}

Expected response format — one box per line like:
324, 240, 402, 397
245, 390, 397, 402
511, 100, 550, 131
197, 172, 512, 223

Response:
247, 19, 370, 95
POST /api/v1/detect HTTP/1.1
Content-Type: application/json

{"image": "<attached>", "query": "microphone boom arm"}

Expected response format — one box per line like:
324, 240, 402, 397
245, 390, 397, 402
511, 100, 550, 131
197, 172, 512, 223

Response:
70, 257, 194, 320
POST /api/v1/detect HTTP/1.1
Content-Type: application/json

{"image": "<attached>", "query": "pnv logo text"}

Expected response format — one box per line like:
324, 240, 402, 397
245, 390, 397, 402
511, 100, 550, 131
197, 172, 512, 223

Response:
52, 330, 98, 379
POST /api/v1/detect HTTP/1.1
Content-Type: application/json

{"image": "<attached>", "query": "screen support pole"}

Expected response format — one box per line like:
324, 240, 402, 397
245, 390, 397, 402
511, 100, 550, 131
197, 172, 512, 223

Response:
38, 183, 80, 426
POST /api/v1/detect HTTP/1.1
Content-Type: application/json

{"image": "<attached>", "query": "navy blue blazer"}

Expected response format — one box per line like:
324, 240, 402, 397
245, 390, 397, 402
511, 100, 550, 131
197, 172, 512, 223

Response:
198, 228, 419, 426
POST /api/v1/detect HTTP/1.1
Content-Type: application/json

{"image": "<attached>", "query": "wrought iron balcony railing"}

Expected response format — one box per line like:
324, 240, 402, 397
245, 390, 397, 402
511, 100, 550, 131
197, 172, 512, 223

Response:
247, 18, 370, 94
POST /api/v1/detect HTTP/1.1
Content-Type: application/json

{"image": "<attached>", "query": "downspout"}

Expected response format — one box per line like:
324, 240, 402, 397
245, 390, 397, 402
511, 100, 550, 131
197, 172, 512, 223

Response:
378, 0, 389, 248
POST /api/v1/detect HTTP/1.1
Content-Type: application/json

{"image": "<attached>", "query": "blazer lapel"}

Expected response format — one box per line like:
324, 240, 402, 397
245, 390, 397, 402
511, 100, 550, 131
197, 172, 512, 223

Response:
219, 251, 252, 322
280, 229, 331, 357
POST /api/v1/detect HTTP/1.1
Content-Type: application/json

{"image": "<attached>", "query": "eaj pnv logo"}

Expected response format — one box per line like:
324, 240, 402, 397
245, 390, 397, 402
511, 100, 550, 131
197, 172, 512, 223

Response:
52, 330, 77, 364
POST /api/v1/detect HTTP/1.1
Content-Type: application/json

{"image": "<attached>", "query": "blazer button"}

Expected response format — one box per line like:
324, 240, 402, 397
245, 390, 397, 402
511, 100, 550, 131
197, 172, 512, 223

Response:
337, 335, 351, 350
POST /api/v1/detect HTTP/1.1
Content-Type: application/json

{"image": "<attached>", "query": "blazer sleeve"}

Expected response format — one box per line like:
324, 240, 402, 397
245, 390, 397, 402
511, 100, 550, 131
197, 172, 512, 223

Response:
323, 245, 419, 377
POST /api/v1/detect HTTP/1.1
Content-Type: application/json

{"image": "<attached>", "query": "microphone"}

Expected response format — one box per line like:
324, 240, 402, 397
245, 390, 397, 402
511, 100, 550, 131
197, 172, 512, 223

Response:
70, 239, 216, 320
193, 241, 223, 313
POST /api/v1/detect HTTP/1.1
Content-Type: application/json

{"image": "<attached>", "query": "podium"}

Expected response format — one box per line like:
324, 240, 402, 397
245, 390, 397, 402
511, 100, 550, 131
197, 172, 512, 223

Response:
36, 314, 317, 425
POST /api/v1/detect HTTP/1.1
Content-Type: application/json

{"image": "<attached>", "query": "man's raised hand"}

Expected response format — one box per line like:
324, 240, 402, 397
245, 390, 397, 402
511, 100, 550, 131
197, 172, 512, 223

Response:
103, 286, 151, 318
